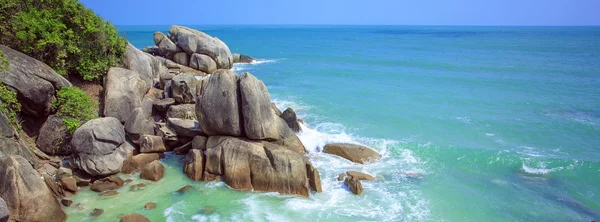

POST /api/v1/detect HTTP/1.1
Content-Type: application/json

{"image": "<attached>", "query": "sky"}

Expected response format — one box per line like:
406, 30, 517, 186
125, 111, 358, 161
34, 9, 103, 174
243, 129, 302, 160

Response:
80, 0, 600, 26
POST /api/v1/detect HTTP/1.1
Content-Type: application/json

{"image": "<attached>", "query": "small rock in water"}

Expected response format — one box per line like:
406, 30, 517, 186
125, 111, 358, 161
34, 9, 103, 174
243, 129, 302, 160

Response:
337, 173, 346, 181
90, 208, 104, 217
144, 202, 156, 210
130, 183, 147, 191
124, 179, 133, 184
120, 213, 151, 222
344, 176, 364, 195
177, 185, 193, 193
98, 190, 119, 197
61, 199, 73, 207
201, 206, 216, 214
346, 171, 375, 181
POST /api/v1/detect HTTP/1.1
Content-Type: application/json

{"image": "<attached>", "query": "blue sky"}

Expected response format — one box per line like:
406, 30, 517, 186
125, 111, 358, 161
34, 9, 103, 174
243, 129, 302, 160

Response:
80, 0, 600, 26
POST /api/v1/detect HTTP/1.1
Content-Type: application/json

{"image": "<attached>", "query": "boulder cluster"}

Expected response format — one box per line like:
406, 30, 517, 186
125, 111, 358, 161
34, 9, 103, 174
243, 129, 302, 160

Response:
0, 25, 383, 221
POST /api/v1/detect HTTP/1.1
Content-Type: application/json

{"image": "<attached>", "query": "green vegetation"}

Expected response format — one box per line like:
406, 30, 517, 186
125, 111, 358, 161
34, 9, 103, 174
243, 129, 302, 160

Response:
52, 86, 97, 134
0, 51, 8, 71
0, 0, 127, 81
0, 82, 21, 127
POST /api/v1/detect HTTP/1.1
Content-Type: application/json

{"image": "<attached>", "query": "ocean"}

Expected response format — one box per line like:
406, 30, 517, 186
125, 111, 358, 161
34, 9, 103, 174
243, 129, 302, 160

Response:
65, 26, 600, 221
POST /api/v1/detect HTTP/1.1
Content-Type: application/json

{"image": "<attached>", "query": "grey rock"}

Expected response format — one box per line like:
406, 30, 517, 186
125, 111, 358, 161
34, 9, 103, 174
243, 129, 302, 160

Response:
239, 72, 284, 140
0, 154, 66, 221
232, 53, 256, 63
281, 107, 301, 133
154, 32, 167, 46
36, 115, 72, 155
170, 73, 198, 104
167, 118, 204, 137
173, 52, 190, 66
103, 67, 149, 122
168, 25, 233, 69
154, 98, 176, 112
189, 53, 217, 73
142, 46, 160, 56
271, 103, 282, 116
70, 117, 131, 176
196, 70, 242, 136
191, 135, 208, 151
90, 175, 124, 192
0, 197, 8, 222
0, 112, 35, 164
140, 135, 167, 153
124, 107, 156, 145
158, 37, 181, 56
183, 149, 203, 181
124, 43, 168, 87
0, 45, 71, 117
166, 104, 196, 120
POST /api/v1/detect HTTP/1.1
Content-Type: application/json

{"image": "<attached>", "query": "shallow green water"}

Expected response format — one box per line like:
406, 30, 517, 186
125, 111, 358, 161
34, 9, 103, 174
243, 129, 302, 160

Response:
66, 26, 600, 221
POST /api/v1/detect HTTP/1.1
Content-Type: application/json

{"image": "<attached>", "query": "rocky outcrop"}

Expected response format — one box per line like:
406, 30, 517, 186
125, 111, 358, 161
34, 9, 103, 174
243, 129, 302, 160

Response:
104, 67, 149, 122
189, 53, 217, 73
0, 154, 66, 222
323, 143, 381, 164
173, 52, 189, 66
140, 160, 164, 181
170, 73, 198, 104
90, 175, 124, 192
154, 32, 166, 46
36, 115, 72, 155
70, 117, 132, 176
232, 54, 256, 64
0, 45, 71, 117
124, 107, 155, 145
197, 70, 305, 153
168, 25, 233, 69
184, 149, 204, 181
192, 136, 207, 151
120, 213, 151, 222
154, 98, 176, 112
344, 176, 363, 195
203, 136, 320, 197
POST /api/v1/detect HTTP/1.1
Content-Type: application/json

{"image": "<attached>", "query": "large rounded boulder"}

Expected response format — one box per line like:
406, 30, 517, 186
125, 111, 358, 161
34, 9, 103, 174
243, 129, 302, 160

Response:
0, 45, 71, 117
0, 154, 66, 222
70, 117, 132, 176
168, 25, 233, 69
323, 143, 381, 164
123, 43, 168, 87
103, 67, 150, 122
196, 70, 243, 136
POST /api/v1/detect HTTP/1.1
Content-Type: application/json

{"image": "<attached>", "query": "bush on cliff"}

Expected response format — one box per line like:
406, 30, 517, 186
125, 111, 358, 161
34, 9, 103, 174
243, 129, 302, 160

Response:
0, 81, 21, 127
0, 0, 127, 81
52, 86, 97, 134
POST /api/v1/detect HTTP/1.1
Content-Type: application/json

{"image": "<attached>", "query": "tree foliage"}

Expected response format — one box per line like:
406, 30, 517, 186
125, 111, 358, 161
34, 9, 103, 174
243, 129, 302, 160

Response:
0, 82, 21, 127
0, 0, 127, 81
52, 86, 97, 134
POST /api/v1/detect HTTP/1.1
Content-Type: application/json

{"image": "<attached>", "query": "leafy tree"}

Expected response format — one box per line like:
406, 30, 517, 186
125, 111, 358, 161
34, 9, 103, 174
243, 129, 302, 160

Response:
0, 0, 127, 81
0, 82, 21, 127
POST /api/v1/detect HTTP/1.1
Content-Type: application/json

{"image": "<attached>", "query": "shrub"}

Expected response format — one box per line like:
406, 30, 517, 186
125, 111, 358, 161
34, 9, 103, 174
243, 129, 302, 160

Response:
0, 0, 127, 81
52, 86, 97, 134
0, 51, 8, 71
0, 82, 21, 127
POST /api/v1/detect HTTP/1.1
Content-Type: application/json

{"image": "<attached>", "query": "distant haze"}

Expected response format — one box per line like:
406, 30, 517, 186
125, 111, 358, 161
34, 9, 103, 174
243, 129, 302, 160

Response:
80, 0, 600, 26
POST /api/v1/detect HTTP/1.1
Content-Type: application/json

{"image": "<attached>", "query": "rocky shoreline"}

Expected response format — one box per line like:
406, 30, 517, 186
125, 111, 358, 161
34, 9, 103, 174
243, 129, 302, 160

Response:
0, 25, 381, 221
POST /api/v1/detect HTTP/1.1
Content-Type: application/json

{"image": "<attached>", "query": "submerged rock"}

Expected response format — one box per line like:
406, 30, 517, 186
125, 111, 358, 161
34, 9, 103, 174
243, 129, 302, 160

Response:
61, 199, 73, 207
90, 175, 125, 192
121, 213, 151, 222
90, 208, 104, 217
0, 154, 66, 222
98, 190, 119, 197
347, 171, 375, 181
177, 185, 193, 193
130, 183, 147, 191
144, 202, 156, 210
323, 143, 381, 164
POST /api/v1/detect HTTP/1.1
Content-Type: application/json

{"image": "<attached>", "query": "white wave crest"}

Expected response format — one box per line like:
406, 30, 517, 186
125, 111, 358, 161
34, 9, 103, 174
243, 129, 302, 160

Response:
521, 163, 563, 175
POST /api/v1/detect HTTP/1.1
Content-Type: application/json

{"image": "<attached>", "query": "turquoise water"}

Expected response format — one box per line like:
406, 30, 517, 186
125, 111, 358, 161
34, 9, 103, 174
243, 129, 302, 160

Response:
67, 26, 600, 221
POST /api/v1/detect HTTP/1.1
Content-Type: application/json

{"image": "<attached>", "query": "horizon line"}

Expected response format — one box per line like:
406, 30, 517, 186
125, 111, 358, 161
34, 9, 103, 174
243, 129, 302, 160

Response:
113, 24, 600, 27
